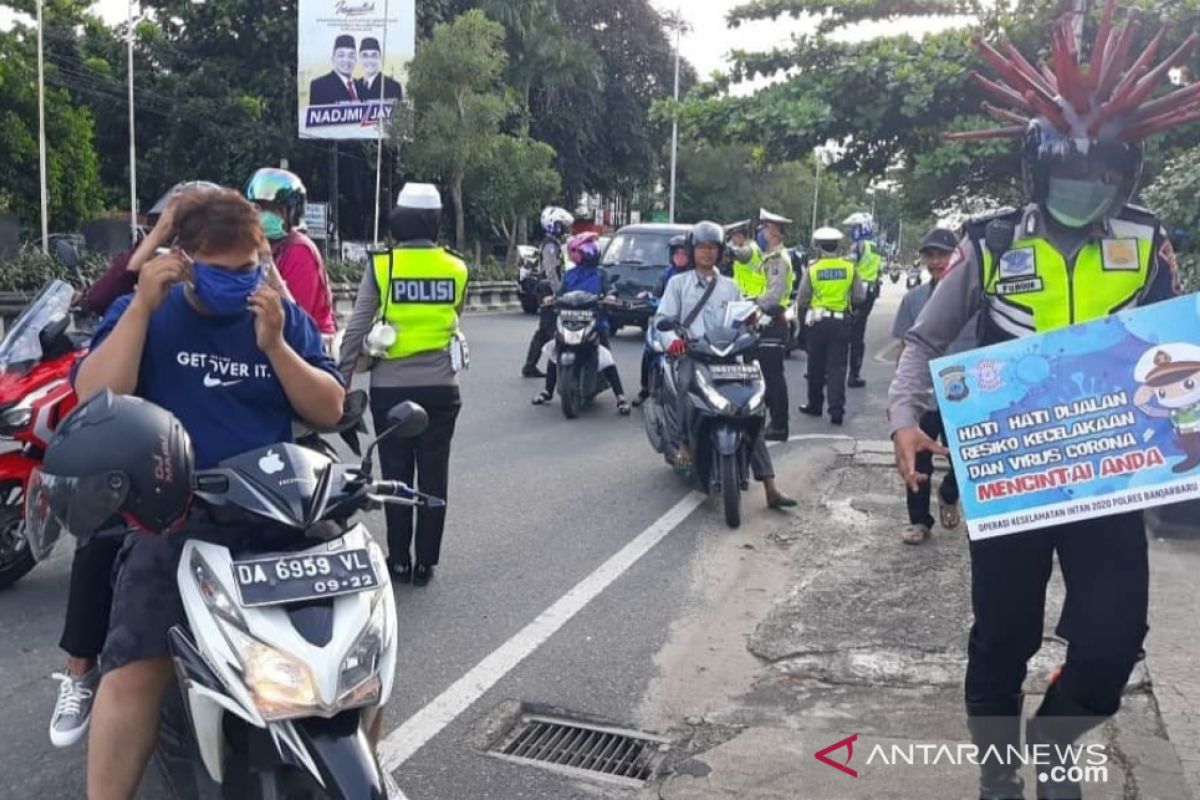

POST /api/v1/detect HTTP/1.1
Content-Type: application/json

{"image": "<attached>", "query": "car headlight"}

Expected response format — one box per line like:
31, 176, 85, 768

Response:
336, 599, 386, 709
225, 625, 321, 722
693, 370, 733, 414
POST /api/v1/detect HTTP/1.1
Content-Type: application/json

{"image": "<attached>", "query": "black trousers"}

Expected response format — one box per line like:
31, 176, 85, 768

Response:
848, 284, 879, 378
59, 535, 124, 659
523, 289, 557, 370
805, 317, 850, 415
370, 385, 462, 567
755, 316, 790, 432
906, 410, 960, 526
965, 511, 1148, 720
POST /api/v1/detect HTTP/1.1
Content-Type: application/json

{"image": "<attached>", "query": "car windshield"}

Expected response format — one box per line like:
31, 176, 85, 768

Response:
602, 232, 675, 268
0, 280, 75, 373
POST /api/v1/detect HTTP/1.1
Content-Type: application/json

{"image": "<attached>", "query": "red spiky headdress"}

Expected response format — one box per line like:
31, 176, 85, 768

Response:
944, 0, 1200, 143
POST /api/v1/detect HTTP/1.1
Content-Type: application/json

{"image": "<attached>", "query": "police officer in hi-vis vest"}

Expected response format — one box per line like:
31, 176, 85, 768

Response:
339, 183, 468, 587
797, 227, 865, 426
889, 4, 1186, 796
845, 214, 882, 387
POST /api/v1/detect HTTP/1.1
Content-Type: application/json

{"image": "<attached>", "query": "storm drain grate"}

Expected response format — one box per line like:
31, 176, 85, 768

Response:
490, 713, 670, 787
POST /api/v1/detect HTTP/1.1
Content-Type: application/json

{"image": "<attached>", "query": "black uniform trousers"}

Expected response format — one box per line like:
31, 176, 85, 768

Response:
906, 410, 959, 527
59, 535, 124, 658
848, 283, 879, 378
966, 511, 1148, 722
755, 315, 790, 432
523, 282, 557, 370
370, 385, 462, 568
804, 316, 850, 416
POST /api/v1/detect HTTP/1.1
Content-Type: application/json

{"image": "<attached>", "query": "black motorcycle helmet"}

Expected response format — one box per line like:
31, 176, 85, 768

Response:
1023, 119, 1143, 229
688, 221, 726, 262
36, 391, 194, 539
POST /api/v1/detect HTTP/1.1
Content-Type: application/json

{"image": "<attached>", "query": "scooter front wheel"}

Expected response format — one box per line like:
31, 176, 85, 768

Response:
719, 454, 741, 529
0, 481, 34, 590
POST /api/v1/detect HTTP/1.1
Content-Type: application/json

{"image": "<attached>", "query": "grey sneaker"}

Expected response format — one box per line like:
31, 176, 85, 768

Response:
49, 668, 98, 747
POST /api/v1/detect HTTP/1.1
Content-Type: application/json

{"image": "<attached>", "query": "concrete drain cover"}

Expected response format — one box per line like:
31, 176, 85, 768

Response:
489, 713, 670, 787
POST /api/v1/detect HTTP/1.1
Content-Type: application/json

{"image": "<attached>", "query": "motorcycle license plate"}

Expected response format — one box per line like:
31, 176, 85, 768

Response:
709, 364, 761, 382
232, 549, 379, 608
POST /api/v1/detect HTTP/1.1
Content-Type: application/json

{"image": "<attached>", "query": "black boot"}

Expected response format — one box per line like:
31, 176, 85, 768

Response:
1026, 684, 1104, 800
968, 697, 1026, 800
522, 337, 546, 378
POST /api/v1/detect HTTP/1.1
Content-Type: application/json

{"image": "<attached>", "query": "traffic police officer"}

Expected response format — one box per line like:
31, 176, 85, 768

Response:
889, 5, 1186, 796
339, 183, 469, 587
522, 206, 573, 377
846, 215, 882, 387
797, 227, 864, 426
741, 209, 796, 440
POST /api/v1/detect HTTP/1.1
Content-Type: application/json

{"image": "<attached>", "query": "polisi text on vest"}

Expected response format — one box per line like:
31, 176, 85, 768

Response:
391, 279, 457, 304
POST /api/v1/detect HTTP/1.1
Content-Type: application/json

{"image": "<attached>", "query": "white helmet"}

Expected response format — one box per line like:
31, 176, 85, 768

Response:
813, 226, 844, 243
540, 206, 574, 236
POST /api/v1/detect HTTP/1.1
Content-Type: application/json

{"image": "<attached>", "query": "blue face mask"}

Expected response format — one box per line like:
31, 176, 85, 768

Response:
192, 262, 262, 317
756, 230, 769, 250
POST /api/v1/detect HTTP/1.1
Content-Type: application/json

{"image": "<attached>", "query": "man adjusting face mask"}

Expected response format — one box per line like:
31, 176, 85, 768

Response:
183, 252, 263, 317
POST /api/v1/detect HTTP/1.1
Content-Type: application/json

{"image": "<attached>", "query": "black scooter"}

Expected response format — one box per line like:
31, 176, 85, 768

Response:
652, 315, 768, 528
554, 291, 611, 419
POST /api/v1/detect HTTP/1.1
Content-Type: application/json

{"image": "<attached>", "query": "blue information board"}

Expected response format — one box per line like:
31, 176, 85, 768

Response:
932, 294, 1200, 539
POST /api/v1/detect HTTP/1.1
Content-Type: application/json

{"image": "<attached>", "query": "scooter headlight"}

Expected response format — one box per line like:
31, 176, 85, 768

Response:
190, 551, 246, 629
693, 370, 733, 414
0, 405, 32, 434
225, 626, 321, 721
336, 599, 387, 709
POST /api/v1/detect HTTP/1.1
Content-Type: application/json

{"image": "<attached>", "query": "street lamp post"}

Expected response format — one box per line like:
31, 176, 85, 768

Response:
667, 6, 681, 224
810, 150, 823, 240
36, 0, 48, 254
127, 0, 138, 244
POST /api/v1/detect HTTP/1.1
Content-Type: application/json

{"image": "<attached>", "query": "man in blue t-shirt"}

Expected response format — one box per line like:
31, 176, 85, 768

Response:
70, 189, 344, 800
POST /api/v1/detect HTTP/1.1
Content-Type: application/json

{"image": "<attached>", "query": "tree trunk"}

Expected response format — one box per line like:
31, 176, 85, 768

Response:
451, 171, 466, 253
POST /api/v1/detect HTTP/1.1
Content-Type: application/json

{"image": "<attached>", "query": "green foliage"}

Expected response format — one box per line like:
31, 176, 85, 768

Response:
0, 249, 108, 292
1144, 147, 1200, 288
468, 135, 562, 260
470, 256, 515, 281
325, 258, 366, 287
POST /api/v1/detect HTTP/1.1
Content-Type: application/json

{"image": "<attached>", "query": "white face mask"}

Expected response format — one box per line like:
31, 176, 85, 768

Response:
1045, 177, 1120, 228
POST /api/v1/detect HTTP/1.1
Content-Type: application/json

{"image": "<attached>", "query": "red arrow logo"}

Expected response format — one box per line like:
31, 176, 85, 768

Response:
814, 733, 859, 777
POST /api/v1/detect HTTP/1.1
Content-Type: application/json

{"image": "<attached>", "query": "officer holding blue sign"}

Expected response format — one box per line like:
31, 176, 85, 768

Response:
338, 183, 468, 587
888, 5, 1188, 798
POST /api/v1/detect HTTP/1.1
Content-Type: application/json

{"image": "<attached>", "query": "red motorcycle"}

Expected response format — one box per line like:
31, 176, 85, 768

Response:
0, 280, 89, 589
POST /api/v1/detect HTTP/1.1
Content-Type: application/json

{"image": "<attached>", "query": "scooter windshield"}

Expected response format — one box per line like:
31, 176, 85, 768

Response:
0, 280, 75, 374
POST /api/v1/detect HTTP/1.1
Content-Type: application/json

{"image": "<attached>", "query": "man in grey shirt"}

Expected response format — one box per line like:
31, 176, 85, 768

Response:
656, 220, 795, 509
890, 227, 974, 544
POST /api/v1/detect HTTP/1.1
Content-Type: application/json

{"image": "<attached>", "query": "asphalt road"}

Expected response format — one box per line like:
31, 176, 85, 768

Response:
0, 281, 908, 800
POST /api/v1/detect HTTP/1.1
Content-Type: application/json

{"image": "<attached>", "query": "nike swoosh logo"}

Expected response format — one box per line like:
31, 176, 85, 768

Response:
203, 373, 244, 388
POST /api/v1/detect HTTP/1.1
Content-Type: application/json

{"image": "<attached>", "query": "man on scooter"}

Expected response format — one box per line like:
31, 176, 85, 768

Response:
656, 221, 795, 509
532, 233, 632, 414
633, 235, 691, 406
70, 188, 343, 800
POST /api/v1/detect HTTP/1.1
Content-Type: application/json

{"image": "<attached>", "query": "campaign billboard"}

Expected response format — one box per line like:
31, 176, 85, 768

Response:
932, 294, 1200, 540
297, 0, 414, 140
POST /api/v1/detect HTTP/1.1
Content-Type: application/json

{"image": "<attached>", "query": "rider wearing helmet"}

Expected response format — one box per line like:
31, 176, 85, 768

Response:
797, 226, 865, 426
83, 181, 222, 316
245, 168, 337, 343
633, 235, 692, 406
889, 5, 1186, 797
655, 221, 795, 509
67, 188, 343, 798
532, 232, 631, 414
844, 212, 882, 388
521, 206, 574, 378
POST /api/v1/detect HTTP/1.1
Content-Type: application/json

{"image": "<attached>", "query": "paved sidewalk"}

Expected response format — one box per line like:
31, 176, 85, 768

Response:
642, 439, 1192, 800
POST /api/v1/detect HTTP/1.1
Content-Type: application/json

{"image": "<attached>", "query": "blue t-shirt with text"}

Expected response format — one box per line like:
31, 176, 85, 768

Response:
82, 286, 340, 468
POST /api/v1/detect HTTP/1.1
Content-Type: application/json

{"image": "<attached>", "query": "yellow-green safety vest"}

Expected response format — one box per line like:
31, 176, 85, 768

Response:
980, 233, 1153, 338
733, 243, 766, 297
857, 242, 882, 282
809, 257, 856, 313
372, 246, 469, 359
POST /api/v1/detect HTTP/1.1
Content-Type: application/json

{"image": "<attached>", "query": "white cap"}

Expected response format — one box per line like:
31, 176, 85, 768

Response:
397, 183, 442, 210
759, 208, 793, 226
1134, 342, 1200, 383
813, 226, 844, 242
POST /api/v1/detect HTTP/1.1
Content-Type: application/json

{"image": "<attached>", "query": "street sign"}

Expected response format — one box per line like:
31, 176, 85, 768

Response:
304, 202, 329, 239
648, 210, 669, 223
934, 294, 1200, 539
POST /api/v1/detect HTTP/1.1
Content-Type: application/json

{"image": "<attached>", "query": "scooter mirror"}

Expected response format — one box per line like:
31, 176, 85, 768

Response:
656, 318, 677, 332
386, 401, 429, 439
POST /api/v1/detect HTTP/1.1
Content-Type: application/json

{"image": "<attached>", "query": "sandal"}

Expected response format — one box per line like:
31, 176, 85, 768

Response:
673, 451, 693, 477
901, 523, 931, 545
616, 397, 632, 416
531, 390, 552, 406
939, 499, 961, 530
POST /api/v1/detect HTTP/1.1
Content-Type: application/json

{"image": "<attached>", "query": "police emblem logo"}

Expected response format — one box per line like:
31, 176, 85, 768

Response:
1101, 239, 1140, 271
998, 248, 1036, 279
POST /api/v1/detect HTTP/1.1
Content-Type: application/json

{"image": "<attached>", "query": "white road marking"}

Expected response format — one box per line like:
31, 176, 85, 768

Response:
783, 433, 855, 444
383, 770, 408, 799
377, 490, 707, 773
873, 339, 901, 364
